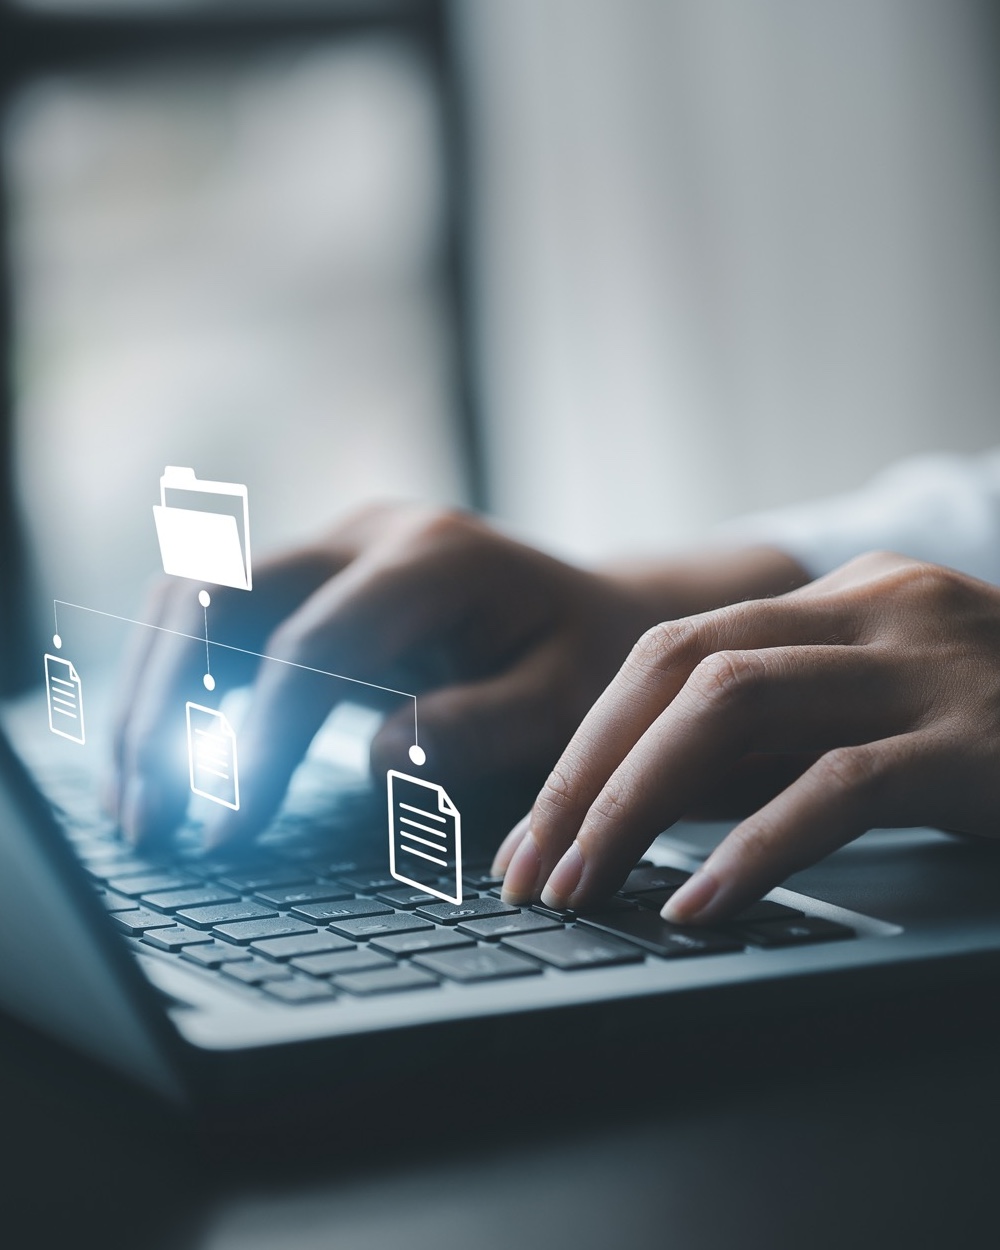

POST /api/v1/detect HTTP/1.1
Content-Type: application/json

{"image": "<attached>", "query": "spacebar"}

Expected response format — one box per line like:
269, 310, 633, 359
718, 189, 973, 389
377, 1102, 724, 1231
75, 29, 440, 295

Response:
576, 909, 743, 957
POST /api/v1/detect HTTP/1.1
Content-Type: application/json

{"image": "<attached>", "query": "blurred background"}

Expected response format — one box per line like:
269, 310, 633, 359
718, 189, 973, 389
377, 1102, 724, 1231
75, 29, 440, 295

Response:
4, 0, 1000, 681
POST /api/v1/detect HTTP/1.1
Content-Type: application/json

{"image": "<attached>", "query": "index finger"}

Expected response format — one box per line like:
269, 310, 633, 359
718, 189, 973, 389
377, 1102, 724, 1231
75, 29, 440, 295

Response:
501, 596, 861, 903
116, 548, 337, 845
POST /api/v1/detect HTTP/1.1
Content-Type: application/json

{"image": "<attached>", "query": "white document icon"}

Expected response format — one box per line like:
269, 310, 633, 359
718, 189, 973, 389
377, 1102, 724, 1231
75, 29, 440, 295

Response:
186, 702, 240, 810
45, 654, 86, 745
387, 770, 462, 905
153, 466, 252, 591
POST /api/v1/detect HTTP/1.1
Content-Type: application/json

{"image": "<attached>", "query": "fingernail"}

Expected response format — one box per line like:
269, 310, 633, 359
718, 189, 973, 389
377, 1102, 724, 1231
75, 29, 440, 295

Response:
491, 815, 531, 876
540, 841, 584, 909
501, 831, 542, 904
661, 868, 719, 923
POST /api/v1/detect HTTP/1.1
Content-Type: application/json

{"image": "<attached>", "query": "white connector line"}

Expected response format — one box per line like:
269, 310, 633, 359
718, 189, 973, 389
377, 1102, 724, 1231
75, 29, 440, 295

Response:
52, 598, 420, 747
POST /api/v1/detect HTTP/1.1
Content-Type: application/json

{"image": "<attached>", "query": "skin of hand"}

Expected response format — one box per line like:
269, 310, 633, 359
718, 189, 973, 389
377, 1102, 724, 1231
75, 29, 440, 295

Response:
495, 551, 1000, 924
109, 497, 806, 850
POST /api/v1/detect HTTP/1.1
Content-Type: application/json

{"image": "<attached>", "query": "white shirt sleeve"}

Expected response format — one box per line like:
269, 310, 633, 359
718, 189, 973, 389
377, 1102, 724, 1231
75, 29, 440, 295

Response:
716, 449, 1000, 586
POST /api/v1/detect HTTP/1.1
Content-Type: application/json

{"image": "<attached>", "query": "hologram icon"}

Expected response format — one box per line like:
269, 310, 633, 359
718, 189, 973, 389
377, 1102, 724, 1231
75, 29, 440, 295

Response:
387, 770, 462, 904
45, 654, 86, 745
153, 467, 252, 591
186, 702, 240, 810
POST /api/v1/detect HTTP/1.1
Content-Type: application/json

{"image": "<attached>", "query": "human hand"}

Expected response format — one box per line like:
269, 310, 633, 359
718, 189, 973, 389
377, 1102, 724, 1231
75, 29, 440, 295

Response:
495, 552, 1000, 922
110, 503, 669, 848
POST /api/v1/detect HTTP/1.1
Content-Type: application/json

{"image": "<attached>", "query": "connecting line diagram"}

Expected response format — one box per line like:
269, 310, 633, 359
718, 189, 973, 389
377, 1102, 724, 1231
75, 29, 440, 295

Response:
50, 598, 421, 749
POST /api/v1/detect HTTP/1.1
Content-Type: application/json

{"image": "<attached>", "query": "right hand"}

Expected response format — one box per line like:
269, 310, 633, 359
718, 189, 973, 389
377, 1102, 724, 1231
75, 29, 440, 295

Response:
108, 502, 666, 850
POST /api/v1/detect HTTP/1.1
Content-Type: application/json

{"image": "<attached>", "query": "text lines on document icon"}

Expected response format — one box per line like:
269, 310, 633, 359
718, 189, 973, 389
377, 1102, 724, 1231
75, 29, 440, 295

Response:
388, 770, 462, 905
45, 654, 85, 745
186, 702, 240, 810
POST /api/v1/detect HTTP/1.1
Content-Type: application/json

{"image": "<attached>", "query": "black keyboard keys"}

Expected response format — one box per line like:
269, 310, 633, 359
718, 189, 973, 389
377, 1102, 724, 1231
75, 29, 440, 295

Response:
250, 932, 354, 961
141, 885, 239, 914
577, 909, 742, 958
292, 949, 394, 978
176, 900, 277, 930
109, 908, 177, 935
140, 925, 215, 952
221, 957, 295, 985
290, 899, 392, 924
619, 865, 691, 895
502, 928, 644, 970
370, 929, 474, 957
333, 966, 438, 996
413, 946, 542, 983
739, 917, 853, 947
456, 912, 562, 941
213, 917, 317, 945
253, 882, 354, 908
182, 940, 253, 968
328, 914, 434, 941
414, 898, 518, 925
261, 978, 337, 1005
106, 870, 198, 897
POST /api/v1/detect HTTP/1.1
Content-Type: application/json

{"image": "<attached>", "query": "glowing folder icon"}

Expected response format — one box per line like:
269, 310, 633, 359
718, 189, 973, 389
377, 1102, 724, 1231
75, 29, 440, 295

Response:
387, 770, 462, 905
153, 466, 252, 591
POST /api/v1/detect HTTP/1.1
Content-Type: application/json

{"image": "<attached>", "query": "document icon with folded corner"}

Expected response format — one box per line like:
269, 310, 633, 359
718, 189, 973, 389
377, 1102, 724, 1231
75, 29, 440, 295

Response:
387, 770, 463, 905
45, 654, 85, 745
153, 466, 252, 591
186, 702, 240, 811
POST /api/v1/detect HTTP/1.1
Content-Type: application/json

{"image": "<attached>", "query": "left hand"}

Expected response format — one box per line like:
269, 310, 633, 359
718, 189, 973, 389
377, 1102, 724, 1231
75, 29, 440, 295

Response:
495, 552, 1000, 922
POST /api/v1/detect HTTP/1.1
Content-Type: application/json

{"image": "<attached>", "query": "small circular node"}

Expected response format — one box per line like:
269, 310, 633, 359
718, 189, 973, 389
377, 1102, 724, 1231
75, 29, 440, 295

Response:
52, 634, 62, 650
203, 673, 216, 692
198, 590, 211, 608
408, 744, 426, 767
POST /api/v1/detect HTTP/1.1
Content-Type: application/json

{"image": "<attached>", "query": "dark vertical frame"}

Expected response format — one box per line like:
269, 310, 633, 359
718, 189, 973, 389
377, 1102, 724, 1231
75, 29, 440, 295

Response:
0, 0, 483, 693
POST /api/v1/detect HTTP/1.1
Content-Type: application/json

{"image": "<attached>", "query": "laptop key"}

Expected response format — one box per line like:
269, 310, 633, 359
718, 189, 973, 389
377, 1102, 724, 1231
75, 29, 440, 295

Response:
141, 885, 240, 914
106, 871, 198, 897
253, 882, 354, 908
218, 867, 313, 892
109, 908, 177, 935
328, 914, 434, 941
530, 904, 576, 922
221, 957, 295, 985
292, 948, 394, 978
261, 978, 337, 1005
502, 928, 644, 970
412, 946, 542, 983
456, 912, 562, 941
728, 900, 804, 924
577, 910, 742, 957
371, 929, 474, 956
141, 925, 215, 952
461, 871, 505, 890
176, 901, 277, 930
338, 873, 398, 893
619, 866, 691, 895
213, 917, 317, 945
182, 940, 253, 968
577, 895, 640, 915
739, 917, 853, 947
333, 966, 438, 996
250, 932, 355, 961
290, 899, 393, 924
415, 898, 518, 925
374, 886, 469, 910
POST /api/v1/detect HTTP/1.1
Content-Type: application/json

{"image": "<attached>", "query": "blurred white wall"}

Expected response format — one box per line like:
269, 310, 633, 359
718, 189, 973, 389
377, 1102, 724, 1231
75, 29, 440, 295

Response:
461, 0, 1000, 559
7, 35, 465, 661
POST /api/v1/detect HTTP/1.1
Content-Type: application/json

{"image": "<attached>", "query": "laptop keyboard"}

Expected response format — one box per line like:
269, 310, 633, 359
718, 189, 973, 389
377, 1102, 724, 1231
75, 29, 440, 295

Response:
67, 827, 857, 1006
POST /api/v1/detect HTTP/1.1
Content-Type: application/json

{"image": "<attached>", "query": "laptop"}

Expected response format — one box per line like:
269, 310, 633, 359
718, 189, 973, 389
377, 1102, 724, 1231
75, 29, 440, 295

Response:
4, 643, 1000, 1122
